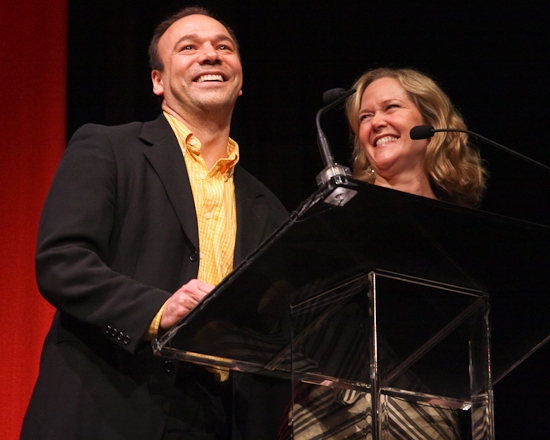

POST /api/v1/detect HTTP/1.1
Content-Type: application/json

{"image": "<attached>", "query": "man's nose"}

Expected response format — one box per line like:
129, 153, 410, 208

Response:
198, 42, 220, 63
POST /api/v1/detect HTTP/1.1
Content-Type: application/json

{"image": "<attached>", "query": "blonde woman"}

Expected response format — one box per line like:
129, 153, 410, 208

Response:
345, 67, 486, 207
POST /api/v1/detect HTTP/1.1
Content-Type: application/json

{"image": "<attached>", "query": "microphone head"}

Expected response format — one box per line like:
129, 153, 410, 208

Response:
410, 125, 435, 140
323, 88, 347, 105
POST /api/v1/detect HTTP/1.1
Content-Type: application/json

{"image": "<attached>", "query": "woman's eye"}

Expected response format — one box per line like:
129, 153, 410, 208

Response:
360, 114, 372, 122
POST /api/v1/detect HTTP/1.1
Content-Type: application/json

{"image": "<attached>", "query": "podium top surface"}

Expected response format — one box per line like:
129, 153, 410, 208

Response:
155, 179, 550, 385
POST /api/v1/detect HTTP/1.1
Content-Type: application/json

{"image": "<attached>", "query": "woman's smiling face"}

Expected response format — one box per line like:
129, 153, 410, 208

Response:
358, 77, 429, 182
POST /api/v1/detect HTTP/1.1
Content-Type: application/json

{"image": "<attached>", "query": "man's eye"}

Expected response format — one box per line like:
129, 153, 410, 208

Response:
182, 45, 194, 51
218, 45, 227, 50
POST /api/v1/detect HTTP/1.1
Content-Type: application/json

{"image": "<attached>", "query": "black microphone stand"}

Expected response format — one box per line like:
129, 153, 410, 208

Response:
433, 128, 550, 173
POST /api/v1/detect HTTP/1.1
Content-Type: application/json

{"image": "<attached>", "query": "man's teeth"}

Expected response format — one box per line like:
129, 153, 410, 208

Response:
376, 136, 398, 146
196, 74, 224, 82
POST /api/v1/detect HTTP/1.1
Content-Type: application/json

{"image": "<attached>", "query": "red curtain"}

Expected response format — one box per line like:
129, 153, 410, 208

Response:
0, 1, 67, 438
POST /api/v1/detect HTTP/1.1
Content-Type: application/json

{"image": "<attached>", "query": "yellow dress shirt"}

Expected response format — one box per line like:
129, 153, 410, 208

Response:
143, 113, 239, 341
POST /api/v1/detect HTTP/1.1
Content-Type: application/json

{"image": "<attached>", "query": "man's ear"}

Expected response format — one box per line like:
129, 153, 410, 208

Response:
151, 70, 164, 97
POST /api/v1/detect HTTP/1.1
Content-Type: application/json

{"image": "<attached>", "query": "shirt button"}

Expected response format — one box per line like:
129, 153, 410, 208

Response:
204, 212, 212, 219
189, 139, 197, 146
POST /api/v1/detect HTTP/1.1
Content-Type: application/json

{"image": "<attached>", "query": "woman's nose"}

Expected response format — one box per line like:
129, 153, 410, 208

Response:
371, 112, 387, 130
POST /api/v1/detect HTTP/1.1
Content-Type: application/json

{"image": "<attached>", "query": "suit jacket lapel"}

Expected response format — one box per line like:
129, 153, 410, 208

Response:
234, 166, 268, 265
140, 115, 199, 251
138, 116, 275, 267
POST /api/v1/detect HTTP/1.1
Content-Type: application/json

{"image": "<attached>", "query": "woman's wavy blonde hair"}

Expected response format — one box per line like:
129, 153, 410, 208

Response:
345, 67, 487, 207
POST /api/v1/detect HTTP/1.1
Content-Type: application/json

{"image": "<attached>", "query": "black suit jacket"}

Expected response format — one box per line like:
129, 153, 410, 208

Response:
22, 115, 289, 440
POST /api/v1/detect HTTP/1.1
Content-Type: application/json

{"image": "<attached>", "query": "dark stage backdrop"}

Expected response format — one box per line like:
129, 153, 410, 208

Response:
67, 1, 550, 226
14, 0, 546, 438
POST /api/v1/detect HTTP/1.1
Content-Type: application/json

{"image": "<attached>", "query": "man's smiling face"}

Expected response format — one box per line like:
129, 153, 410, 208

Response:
151, 14, 243, 116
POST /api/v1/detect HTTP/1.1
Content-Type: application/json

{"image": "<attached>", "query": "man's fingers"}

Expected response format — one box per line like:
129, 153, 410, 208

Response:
159, 280, 215, 330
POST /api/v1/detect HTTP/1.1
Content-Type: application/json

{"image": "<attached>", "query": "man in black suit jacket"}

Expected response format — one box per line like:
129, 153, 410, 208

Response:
22, 7, 288, 440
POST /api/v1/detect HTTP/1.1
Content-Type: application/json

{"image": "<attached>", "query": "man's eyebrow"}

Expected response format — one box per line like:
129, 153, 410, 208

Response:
172, 33, 235, 49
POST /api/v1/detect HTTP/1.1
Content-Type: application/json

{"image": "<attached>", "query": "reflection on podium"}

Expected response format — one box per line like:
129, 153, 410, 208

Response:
154, 178, 550, 439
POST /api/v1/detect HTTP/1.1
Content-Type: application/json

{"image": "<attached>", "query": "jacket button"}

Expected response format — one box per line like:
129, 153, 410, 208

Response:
189, 251, 198, 262
123, 335, 131, 345
164, 360, 174, 373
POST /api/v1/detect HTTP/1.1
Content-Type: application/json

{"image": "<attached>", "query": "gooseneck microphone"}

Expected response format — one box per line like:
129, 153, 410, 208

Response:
316, 88, 356, 168
314, 87, 357, 206
410, 125, 550, 173
322, 88, 351, 106
409, 125, 437, 140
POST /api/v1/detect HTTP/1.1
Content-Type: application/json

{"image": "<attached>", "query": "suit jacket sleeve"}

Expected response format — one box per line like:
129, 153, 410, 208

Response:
36, 122, 176, 354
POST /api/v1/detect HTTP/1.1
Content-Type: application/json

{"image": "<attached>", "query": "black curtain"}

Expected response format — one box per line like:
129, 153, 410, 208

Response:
68, 2, 550, 437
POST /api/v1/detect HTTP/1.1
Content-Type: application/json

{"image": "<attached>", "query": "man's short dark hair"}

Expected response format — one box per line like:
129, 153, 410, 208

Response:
148, 6, 240, 71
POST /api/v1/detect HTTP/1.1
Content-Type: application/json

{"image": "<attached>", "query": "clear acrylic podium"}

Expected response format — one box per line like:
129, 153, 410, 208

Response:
153, 178, 550, 439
